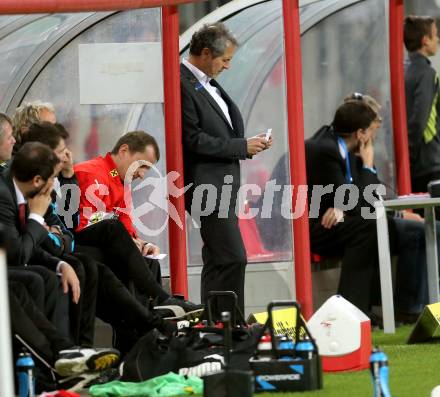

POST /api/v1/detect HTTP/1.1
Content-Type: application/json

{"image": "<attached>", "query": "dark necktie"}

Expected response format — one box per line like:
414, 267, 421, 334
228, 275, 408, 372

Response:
209, 79, 219, 89
18, 203, 26, 231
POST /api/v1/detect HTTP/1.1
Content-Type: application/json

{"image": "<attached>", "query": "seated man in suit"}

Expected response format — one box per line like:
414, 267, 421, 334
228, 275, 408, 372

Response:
0, 142, 101, 347
1, 143, 119, 379
306, 99, 428, 322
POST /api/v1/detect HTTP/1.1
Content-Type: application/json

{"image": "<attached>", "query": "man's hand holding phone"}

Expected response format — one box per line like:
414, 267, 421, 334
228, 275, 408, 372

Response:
247, 136, 266, 156
262, 128, 273, 149
264, 128, 272, 142
247, 128, 273, 156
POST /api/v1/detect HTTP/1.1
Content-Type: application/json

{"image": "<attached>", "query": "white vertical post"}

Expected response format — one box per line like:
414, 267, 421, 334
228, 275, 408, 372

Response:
0, 248, 14, 396
374, 201, 396, 333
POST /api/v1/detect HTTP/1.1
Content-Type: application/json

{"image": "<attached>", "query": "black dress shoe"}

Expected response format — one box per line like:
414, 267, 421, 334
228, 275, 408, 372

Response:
154, 296, 204, 320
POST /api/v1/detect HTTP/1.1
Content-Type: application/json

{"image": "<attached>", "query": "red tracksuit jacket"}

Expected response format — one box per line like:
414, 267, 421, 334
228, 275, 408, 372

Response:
74, 152, 137, 237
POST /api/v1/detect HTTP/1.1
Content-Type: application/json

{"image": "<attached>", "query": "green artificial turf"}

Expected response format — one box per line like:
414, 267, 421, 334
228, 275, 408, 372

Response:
257, 326, 440, 397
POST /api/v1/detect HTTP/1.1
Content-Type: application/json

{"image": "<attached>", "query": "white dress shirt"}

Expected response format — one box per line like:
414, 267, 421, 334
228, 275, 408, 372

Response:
183, 58, 233, 128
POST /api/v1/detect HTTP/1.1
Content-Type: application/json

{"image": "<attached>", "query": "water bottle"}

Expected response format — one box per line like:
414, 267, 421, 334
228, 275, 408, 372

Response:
370, 348, 391, 397
295, 338, 314, 359
256, 333, 273, 356
278, 339, 295, 351
275, 336, 293, 360
16, 350, 35, 397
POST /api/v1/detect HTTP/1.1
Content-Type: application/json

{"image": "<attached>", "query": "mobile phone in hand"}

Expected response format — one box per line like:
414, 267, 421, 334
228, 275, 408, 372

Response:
265, 128, 272, 142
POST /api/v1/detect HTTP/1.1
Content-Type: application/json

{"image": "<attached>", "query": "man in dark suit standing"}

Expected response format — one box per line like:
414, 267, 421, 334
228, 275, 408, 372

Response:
181, 23, 272, 316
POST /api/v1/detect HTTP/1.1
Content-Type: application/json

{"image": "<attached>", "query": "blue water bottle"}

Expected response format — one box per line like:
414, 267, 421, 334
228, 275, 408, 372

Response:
370, 348, 391, 397
16, 350, 35, 397
278, 337, 295, 360
295, 338, 315, 360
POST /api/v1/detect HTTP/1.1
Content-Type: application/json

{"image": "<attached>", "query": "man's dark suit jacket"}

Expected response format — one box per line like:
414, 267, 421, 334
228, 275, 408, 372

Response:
180, 63, 248, 212
0, 169, 59, 270
305, 125, 381, 220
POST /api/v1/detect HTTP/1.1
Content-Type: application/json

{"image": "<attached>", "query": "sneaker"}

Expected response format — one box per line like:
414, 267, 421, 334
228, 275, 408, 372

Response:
57, 371, 101, 392
86, 368, 121, 387
154, 296, 204, 320
55, 347, 120, 377
56, 369, 120, 392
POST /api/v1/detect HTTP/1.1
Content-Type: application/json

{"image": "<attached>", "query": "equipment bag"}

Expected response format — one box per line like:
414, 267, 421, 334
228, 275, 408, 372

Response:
121, 324, 263, 382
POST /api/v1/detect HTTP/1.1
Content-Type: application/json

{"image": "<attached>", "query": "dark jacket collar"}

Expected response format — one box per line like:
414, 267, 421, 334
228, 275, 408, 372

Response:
1, 167, 18, 206
310, 124, 337, 142
409, 51, 431, 65
308, 125, 349, 165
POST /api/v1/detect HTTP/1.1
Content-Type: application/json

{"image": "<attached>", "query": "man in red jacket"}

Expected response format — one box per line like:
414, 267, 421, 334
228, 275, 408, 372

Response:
74, 131, 157, 250
73, 131, 202, 318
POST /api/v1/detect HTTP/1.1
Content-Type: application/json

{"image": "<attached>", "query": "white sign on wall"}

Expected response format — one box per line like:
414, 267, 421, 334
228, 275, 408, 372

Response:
79, 42, 164, 104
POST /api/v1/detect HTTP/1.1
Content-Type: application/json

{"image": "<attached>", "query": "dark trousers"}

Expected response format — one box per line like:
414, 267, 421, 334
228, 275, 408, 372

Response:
9, 281, 72, 366
74, 219, 168, 302
72, 251, 162, 354
8, 266, 57, 320
72, 253, 162, 332
75, 245, 162, 302
310, 216, 385, 314
61, 253, 98, 347
412, 171, 440, 219
95, 260, 163, 355
310, 214, 429, 315
393, 218, 431, 313
200, 214, 247, 316
8, 266, 70, 339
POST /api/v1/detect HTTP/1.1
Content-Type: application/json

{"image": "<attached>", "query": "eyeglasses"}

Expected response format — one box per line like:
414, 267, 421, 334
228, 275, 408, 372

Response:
352, 92, 364, 100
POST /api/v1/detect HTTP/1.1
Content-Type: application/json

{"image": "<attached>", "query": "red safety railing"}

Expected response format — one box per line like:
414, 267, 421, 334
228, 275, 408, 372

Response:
282, 0, 313, 319
389, 0, 412, 195
0, 0, 202, 13
162, 5, 189, 297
